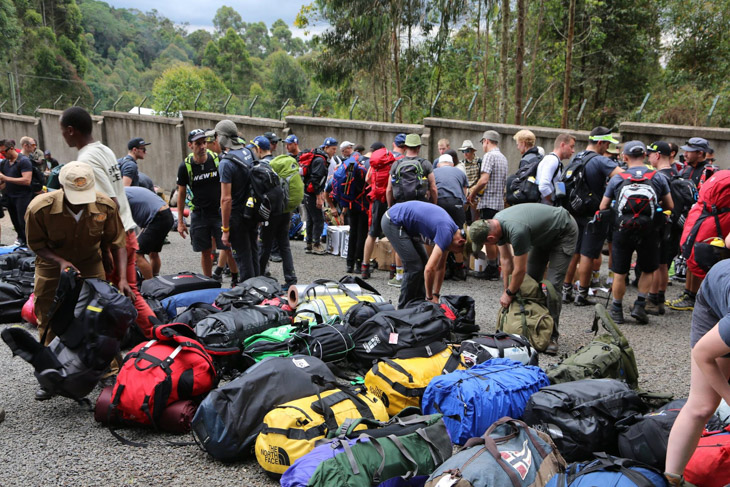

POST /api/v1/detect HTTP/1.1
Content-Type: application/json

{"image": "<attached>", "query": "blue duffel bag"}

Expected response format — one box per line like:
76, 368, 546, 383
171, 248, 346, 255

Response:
160, 288, 230, 320
421, 357, 549, 445
546, 453, 667, 487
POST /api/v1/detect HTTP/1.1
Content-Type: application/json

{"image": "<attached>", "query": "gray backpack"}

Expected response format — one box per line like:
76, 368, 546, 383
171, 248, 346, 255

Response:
392, 157, 429, 203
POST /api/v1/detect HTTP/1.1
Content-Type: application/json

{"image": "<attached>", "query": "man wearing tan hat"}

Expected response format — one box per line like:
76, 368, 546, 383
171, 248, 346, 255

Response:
25, 162, 132, 399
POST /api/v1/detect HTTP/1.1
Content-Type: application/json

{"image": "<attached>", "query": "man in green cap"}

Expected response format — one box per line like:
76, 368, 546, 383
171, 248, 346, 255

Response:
469, 203, 578, 354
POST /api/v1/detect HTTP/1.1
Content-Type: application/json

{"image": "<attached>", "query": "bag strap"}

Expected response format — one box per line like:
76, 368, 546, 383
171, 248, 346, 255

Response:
394, 341, 448, 360
572, 452, 659, 487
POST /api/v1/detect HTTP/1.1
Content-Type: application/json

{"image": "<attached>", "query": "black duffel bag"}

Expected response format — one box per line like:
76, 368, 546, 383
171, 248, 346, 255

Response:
140, 271, 221, 300
0, 269, 35, 323
522, 378, 647, 462
175, 302, 221, 327
440, 295, 479, 341
342, 301, 395, 329
194, 304, 290, 371
348, 300, 451, 366
289, 321, 355, 363
214, 276, 280, 310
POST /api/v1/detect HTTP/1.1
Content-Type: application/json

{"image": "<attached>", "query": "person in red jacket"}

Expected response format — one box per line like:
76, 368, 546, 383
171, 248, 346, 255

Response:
361, 145, 397, 278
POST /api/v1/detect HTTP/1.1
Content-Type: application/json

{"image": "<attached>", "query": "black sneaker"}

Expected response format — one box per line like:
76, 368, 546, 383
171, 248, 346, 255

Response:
346, 264, 355, 274
270, 253, 283, 263
631, 302, 649, 324
305, 243, 313, 254
573, 294, 594, 307
35, 387, 53, 401
211, 272, 223, 283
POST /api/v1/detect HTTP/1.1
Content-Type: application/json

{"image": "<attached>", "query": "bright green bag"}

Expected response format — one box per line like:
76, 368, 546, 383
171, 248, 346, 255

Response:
270, 154, 304, 213
242, 324, 297, 362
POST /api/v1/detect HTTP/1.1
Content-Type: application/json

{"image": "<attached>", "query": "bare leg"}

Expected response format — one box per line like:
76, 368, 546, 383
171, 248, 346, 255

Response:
363, 234, 376, 264
136, 254, 153, 280
200, 248, 213, 276
577, 255, 594, 289
564, 253, 580, 286
225, 250, 238, 273
149, 252, 161, 276
612, 272, 627, 301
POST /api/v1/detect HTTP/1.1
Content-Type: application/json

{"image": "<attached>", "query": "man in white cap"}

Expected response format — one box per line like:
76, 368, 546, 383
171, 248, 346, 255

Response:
25, 161, 132, 399
340, 140, 355, 160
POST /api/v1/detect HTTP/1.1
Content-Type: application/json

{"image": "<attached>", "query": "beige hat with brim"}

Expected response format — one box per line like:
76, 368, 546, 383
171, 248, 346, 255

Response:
60, 161, 96, 205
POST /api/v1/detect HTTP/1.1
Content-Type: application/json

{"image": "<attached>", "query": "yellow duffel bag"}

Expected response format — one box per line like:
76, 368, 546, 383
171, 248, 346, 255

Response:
255, 385, 389, 476
365, 342, 464, 416
295, 293, 386, 323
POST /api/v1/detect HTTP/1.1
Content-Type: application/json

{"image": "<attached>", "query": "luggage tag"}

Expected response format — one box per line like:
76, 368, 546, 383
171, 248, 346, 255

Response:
293, 358, 310, 368
389, 333, 399, 344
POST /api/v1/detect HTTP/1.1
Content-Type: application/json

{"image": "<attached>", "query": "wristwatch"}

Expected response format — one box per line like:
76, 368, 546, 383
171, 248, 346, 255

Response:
505, 288, 516, 297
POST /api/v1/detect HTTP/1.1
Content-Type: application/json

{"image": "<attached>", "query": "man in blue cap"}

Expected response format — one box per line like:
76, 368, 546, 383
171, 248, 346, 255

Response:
393, 133, 406, 157
251, 135, 273, 163
323, 137, 341, 182
285, 134, 300, 158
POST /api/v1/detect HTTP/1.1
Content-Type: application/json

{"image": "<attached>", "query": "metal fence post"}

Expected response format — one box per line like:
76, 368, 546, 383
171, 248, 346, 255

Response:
349, 95, 359, 120
52, 95, 64, 110
636, 92, 651, 122
248, 95, 259, 117
0, 100, 7, 111
311, 93, 322, 117
111, 95, 124, 111
138, 96, 147, 114
72, 96, 81, 107
278, 99, 290, 120
574, 98, 587, 129
16, 101, 25, 115
467, 91, 479, 120
430, 90, 442, 117
164, 97, 176, 114
92, 100, 101, 115
194, 91, 202, 111
391, 98, 402, 123
707, 95, 720, 126
222, 94, 232, 114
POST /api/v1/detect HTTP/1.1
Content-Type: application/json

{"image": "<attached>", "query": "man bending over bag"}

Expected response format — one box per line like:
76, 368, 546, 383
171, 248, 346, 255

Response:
381, 200, 466, 308
25, 162, 133, 347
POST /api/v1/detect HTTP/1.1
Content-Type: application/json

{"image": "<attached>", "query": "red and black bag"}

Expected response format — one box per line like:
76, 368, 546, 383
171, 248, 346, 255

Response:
298, 148, 328, 194
104, 323, 217, 433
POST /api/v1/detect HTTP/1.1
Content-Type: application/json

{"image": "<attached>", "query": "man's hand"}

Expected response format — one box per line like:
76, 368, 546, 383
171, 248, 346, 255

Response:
500, 291, 513, 309
316, 195, 324, 210
117, 278, 135, 299
178, 221, 188, 239
222, 230, 230, 248
58, 259, 80, 276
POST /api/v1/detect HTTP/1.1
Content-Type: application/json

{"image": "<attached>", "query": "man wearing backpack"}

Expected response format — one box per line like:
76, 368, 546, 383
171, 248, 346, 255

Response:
680, 137, 711, 187
466, 130, 508, 280
600, 141, 674, 325
323, 137, 342, 183
537, 133, 576, 205
300, 142, 329, 255
118, 137, 150, 187
393, 133, 406, 157
560, 127, 622, 306
459, 139, 481, 225
0, 139, 34, 246
513, 129, 542, 170
646, 141, 697, 316
217, 120, 260, 281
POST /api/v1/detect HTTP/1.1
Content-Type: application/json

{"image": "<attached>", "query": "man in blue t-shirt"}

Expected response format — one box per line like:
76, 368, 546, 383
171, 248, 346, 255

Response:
600, 140, 673, 325
381, 201, 466, 308
0, 139, 34, 246
118, 137, 150, 187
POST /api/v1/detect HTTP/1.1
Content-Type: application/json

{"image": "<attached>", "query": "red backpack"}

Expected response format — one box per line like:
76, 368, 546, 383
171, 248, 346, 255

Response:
298, 148, 328, 194
106, 323, 218, 428
368, 148, 398, 203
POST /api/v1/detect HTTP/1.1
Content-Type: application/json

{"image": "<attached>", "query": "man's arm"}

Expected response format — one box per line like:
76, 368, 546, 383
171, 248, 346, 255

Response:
0, 169, 31, 186
427, 173, 438, 204
111, 245, 134, 298
536, 157, 557, 203
220, 182, 232, 247
599, 195, 612, 211
424, 245, 448, 302
662, 192, 674, 211
386, 178, 394, 207
176, 184, 188, 238
498, 244, 514, 290
501, 252, 528, 308
123, 176, 133, 186
469, 171, 491, 204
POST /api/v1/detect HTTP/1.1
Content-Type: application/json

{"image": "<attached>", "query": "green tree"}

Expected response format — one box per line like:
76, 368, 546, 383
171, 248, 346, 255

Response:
266, 51, 309, 105
212, 5, 244, 36
151, 64, 230, 115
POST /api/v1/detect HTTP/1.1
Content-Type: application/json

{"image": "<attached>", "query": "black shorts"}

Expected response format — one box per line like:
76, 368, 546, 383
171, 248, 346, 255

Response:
439, 197, 466, 229
369, 200, 388, 238
190, 209, 228, 252
574, 217, 608, 260
610, 228, 661, 275
660, 227, 682, 266
137, 208, 174, 255
479, 207, 498, 220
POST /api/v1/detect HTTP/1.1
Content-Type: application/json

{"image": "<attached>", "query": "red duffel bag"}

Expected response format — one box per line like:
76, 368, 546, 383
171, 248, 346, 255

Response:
95, 386, 197, 433
685, 429, 730, 487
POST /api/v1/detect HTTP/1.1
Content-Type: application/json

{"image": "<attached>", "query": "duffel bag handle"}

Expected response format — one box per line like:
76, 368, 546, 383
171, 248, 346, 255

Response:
482, 417, 551, 459
303, 279, 360, 301
574, 452, 661, 487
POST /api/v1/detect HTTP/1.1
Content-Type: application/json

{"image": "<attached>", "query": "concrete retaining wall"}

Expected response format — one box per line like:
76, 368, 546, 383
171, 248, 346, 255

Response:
285, 116, 429, 156
619, 122, 729, 168
101, 111, 186, 188
37, 109, 103, 164
0, 113, 41, 149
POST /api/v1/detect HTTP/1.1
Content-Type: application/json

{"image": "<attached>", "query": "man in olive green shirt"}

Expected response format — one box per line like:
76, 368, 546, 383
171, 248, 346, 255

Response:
469, 203, 578, 353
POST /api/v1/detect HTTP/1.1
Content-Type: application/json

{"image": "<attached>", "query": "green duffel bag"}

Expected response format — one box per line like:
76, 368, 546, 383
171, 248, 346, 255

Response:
546, 304, 640, 389
306, 413, 453, 487
242, 324, 297, 362
496, 275, 559, 352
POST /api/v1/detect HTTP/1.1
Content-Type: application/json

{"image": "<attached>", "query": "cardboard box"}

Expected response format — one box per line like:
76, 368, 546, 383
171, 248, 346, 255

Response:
469, 254, 488, 272
340, 228, 350, 259
373, 237, 394, 270
326, 225, 349, 255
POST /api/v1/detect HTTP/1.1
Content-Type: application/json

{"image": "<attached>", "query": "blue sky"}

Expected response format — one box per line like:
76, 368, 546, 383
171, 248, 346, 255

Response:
105, 0, 319, 37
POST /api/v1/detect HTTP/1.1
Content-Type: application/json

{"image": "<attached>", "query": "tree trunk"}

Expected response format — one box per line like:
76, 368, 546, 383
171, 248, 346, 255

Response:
514, 0, 526, 124
560, 0, 576, 128
498, 0, 510, 123
392, 23, 402, 122
482, 0, 492, 119
526, 0, 545, 99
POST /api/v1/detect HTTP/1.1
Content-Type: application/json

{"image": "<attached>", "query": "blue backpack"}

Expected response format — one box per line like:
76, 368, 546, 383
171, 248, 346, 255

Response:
331, 154, 367, 210
421, 358, 549, 445
546, 453, 667, 487
289, 212, 304, 239
160, 288, 230, 320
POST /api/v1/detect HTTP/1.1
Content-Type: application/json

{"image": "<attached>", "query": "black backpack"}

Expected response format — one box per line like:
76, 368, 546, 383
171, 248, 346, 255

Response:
614, 171, 660, 232
504, 151, 546, 205
30, 165, 46, 193
391, 157, 429, 203
561, 150, 601, 218
223, 150, 284, 221
668, 173, 698, 226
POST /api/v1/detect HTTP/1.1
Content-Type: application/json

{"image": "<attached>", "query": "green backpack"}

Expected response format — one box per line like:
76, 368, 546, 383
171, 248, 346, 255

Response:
242, 324, 297, 362
546, 304, 640, 389
270, 154, 304, 214
496, 274, 559, 352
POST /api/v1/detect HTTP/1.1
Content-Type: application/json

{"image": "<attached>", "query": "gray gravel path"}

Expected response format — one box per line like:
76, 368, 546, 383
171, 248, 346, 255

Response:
0, 215, 693, 486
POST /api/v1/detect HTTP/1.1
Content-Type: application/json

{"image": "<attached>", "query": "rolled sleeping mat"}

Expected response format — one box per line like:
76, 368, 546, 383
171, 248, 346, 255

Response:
95, 386, 197, 433
288, 283, 364, 309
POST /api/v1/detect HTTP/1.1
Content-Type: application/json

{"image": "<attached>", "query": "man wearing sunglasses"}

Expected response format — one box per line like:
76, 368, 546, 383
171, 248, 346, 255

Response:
117, 137, 151, 187
0, 139, 33, 246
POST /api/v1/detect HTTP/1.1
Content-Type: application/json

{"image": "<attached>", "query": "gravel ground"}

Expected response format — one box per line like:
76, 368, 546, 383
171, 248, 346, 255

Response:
0, 214, 694, 486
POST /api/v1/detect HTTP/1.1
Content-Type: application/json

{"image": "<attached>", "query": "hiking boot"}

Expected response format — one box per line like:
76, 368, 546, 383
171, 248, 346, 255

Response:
631, 302, 649, 324
645, 299, 665, 316
305, 243, 313, 254
0, 407, 4, 424
452, 265, 467, 281
361, 266, 371, 280
609, 305, 625, 324
346, 264, 355, 274
562, 287, 574, 304
270, 252, 283, 263
482, 264, 500, 281
545, 340, 559, 355
573, 294, 594, 307
387, 276, 402, 287
35, 388, 53, 401
211, 272, 223, 283
312, 243, 327, 255
665, 473, 696, 487
667, 292, 695, 311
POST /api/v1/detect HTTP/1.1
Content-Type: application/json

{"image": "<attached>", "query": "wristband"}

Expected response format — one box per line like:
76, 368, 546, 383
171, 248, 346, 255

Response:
505, 288, 515, 297
221, 226, 230, 232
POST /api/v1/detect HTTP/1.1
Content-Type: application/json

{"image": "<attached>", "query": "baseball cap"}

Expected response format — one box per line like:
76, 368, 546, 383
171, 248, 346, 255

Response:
340, 141, 355, 150
284, 134, 299, 144
215, 120, 244, 149
681, 137, 711, 152
647, 141, 671, 157
394, 133, 407, 147
128, 137, 152, 150
480, 130, 500, 143
60, 161, 96, 205
252, 135, 271, 151
623, 140, 647, 156
187, 129, 206, 143
264, 131, 281, 143
322, 137, 338, 148
204, 129, 216, 141
468, 219, 491, 253
404, 134, 422, 147
459, 140, 475, 151
370, 142, 386, 151
588, 126, 619, 144
44, 150, 51, 156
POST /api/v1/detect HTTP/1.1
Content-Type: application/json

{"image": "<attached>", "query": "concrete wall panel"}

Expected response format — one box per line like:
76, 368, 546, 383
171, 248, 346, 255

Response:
0, 113, 41, 150
37, 109, 103, 164
182, 111, 287, 155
